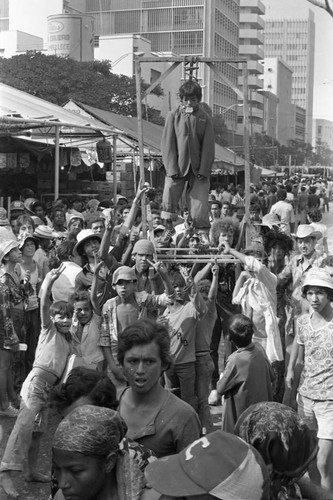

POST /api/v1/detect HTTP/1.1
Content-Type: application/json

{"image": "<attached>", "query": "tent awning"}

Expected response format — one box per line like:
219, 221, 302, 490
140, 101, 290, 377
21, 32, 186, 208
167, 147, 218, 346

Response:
66, 100, 246, 168
0, 83, 115, 138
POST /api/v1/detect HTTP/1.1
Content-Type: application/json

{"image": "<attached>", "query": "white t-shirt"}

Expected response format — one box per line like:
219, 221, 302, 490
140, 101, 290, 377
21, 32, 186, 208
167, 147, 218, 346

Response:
39, 261, 82, 302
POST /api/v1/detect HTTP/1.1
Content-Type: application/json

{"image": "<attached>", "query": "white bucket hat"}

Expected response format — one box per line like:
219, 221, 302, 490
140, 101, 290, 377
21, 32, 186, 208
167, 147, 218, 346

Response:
0, 238, 20, 262
302, 268, 333, 293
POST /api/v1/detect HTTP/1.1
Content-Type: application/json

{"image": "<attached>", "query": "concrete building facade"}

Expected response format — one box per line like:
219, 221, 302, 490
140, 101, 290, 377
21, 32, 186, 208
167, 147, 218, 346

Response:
0, 30, 43, 57
95, 33, 181, 118
262, 57, 293, 146
237, 0, 265, 137
313, 119, 333, 152
263, 10, 315, 144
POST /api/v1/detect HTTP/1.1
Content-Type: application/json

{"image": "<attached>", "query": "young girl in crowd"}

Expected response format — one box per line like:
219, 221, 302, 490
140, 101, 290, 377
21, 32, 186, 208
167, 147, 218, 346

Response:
217, 314, 274, 432
288, 268, 333, 492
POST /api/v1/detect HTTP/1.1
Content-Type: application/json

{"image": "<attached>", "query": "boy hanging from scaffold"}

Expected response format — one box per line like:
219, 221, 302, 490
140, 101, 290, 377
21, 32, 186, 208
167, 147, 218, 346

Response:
160, 79, 215, 238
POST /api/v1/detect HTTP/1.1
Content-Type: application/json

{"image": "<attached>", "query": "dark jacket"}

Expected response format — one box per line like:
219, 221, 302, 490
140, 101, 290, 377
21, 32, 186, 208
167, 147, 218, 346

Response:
161, 106, 215, 178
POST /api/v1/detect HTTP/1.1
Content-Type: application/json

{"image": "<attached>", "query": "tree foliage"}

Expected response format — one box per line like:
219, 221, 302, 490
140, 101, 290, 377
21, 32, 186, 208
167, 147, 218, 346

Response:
0, 52, 164, 122
249, 132, 333, 167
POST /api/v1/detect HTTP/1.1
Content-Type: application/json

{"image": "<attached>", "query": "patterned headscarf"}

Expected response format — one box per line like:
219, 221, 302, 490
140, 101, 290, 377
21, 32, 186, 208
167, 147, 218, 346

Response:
234, 402, 318, 500
53, 405, 127, 457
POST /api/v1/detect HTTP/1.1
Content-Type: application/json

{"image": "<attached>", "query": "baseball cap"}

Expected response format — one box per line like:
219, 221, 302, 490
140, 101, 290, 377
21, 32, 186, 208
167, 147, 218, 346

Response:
10, 200, 24, 212
112, 266, 137, 285
302, 268, 333, 293
145, 431, 269, 500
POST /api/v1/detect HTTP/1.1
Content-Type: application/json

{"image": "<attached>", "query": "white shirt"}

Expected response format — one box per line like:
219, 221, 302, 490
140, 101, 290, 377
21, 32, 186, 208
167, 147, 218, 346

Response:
39, 261, 82, 302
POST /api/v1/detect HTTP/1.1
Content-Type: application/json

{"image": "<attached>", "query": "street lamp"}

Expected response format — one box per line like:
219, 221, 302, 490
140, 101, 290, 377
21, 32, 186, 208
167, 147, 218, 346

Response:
220, 103, 243, 119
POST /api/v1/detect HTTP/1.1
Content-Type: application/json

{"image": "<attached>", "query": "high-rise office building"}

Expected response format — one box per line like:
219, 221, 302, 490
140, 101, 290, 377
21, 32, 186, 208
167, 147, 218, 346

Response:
85, 0, 240, 131
237, 0, 265, 136
263, 10, 315, 144
0, 0, 9, 32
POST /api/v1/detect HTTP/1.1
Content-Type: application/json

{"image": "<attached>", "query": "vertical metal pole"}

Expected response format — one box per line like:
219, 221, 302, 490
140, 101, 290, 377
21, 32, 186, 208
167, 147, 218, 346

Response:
54, 126, 60, 201
242, 62, 251, 246
135, 56, 147, 238
7, 196, 11, 221
113, 135, 118, 220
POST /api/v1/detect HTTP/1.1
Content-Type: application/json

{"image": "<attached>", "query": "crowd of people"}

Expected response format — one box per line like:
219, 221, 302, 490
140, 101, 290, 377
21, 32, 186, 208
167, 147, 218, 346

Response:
0, 173, 332, 499
0, 173, 331, 499
1, 73, 333, 499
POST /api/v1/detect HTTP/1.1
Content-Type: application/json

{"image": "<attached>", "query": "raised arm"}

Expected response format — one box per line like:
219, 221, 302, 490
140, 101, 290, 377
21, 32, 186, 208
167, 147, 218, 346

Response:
91, 261, 105, 315
122, 185, 148, 231
148, 260, 174, 296
40, 264, 65, 329
99, 214, 114, 266
209, 263, 219, 301
186, 276, 207, 316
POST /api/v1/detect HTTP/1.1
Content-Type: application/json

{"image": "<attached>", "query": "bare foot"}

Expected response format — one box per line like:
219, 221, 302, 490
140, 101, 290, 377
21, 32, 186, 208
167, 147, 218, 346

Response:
0, 471, 19, 497
24, 471, 50, 483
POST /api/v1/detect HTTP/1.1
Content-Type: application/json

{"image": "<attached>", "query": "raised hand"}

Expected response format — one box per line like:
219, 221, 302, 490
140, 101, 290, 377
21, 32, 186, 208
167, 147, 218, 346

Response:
49, 263, 65, 282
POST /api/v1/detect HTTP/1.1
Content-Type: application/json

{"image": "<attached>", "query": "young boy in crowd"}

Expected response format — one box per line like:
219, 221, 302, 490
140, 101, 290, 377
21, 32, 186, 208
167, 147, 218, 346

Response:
0, 265, 73, 498
68, 289, 104, 373
162, 271, 207, 409
93, 262, 174, 387
217, 313, 274, 432
194, 264, 219, 434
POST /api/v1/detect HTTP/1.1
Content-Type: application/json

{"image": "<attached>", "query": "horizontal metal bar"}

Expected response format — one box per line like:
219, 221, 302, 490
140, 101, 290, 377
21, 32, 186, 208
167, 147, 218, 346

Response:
135, 56, 248, 64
